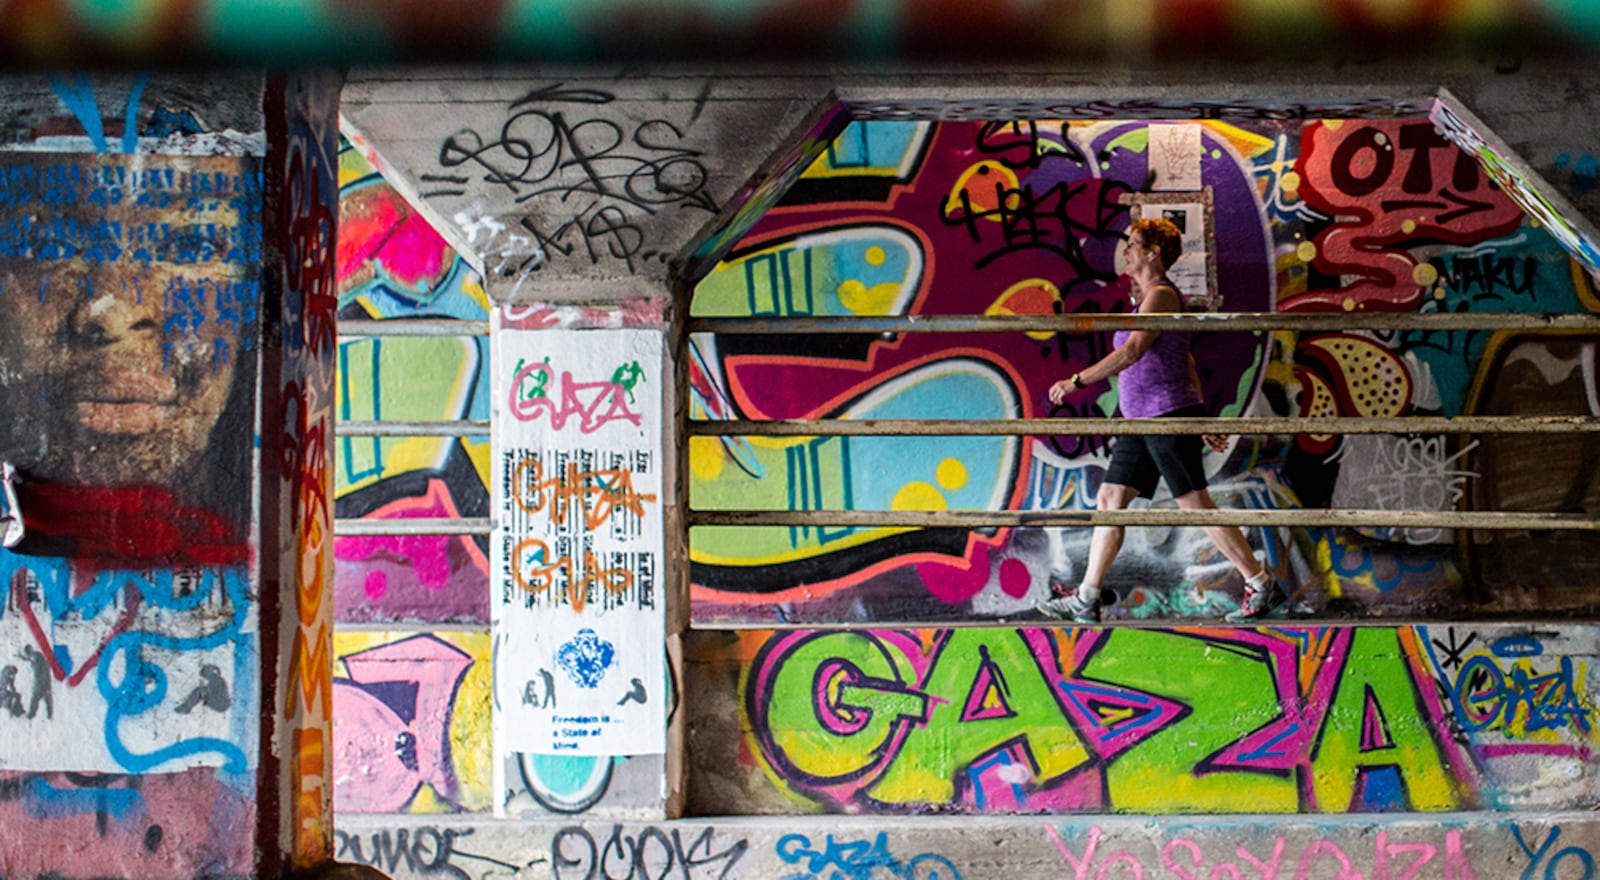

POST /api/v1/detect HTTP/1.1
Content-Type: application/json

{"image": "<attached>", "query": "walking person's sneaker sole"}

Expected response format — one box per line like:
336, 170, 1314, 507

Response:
1224, 579, 1290, 623
1037, 588, 1118, 624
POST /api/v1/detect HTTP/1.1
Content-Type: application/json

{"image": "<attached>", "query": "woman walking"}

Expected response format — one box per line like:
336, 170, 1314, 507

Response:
1039, 217, 1290, 624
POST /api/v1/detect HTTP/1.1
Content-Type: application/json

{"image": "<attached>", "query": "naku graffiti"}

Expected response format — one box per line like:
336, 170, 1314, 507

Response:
736, 625, 1594, 814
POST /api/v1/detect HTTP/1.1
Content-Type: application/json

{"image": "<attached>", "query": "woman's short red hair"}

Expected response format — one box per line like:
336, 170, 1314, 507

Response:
1129, 217, 1182, 270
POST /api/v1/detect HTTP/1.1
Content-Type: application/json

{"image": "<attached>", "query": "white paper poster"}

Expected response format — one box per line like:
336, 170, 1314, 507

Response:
1154, 200, 1212, 306
1148, 123, 1203, 191
491, 326, 665, 759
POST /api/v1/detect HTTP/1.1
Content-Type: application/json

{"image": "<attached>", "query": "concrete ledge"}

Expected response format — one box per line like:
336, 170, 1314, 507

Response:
336, 811, 1600, 879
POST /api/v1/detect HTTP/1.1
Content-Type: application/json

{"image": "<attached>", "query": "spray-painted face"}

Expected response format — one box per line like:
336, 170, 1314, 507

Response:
0, 152, 260, 490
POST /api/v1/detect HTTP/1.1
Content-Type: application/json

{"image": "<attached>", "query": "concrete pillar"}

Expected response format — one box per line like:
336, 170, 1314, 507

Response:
0, 71, 343, 879
258, 71, 345, 876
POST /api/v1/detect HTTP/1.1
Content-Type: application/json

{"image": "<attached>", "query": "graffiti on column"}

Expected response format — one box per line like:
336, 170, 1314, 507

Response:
0, 145, 260, 876
0, 151, 260, 773
492, 324, 665, 764
273, 72, 341, 868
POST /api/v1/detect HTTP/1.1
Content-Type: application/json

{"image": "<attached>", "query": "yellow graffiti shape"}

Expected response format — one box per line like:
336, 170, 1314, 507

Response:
945, 162, 1020, 222
838, 278, 907, 315
987, 278, 1062, 341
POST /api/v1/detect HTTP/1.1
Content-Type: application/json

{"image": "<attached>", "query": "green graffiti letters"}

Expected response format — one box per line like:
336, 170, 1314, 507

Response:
743, 627, 1469, 813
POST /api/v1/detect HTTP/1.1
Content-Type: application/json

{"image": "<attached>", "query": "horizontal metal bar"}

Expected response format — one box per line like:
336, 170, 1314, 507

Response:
687, 509, 1600, 531
689, 312, 1600, 334
339, 319, 489, 338
334, 518, 492, 536
339, 420, 490, 437
691, 614, 1593, 631
688, 415, 1600, 437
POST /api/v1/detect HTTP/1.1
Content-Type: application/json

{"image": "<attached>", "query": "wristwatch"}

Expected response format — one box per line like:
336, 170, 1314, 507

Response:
1071, 373, 1085, 389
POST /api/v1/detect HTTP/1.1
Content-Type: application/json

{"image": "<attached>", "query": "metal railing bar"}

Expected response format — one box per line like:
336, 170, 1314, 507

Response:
339, 420, 491, 437
334, 518, 493, 536
339, 319, 490, 338
689, 313, 1600, 334
688, 415, 1600, 437
688, 614, 1590, 631
686, 508, 1600, 530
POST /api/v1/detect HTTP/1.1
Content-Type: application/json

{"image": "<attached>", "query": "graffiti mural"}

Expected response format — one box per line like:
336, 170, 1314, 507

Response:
685, 624, 1599, 816
0, 91, 263, 875
334, 135, 492, 625
688, 117, 1600, 625
333, 631, 491, 814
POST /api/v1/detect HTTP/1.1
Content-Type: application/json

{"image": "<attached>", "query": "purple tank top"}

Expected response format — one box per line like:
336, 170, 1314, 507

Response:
1112, 327, 1204, 419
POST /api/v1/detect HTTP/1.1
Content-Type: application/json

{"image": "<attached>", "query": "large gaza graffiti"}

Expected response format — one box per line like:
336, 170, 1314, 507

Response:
686, 624, 1597, 815
688, 118, 1600, 625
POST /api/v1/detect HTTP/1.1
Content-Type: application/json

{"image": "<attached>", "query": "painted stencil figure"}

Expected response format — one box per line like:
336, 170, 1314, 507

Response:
174, 663, 229, 714
1038, 218, 1291, 624
21, 644, 52, 720
0, 665, 24, 717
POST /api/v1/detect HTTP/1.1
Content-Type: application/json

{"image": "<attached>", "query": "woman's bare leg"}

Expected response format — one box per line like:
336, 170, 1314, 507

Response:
1174, 487, 1265, 583
1080, 482, 1141, 598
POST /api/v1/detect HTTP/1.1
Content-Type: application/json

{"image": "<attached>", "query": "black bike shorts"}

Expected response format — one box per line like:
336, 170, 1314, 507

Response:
1103, 404, 1208, 499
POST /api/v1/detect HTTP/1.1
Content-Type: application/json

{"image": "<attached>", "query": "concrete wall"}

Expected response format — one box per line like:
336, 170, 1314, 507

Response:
0, 72, 340, 879
4, 54, 1598, 880
0, 74, 267, 879
325, 60, 1600, 878
334, 813, 1600, 879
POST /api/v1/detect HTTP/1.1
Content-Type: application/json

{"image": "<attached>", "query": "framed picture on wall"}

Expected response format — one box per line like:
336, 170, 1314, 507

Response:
1120, 187, 1219, 312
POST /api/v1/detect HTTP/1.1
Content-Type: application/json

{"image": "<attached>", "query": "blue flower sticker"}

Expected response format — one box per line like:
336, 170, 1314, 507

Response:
557, 629, 615, 689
